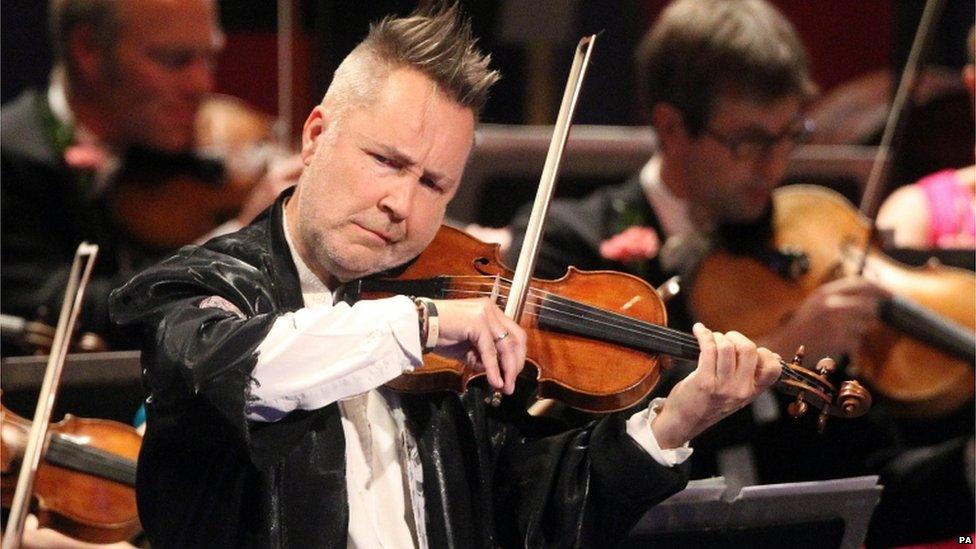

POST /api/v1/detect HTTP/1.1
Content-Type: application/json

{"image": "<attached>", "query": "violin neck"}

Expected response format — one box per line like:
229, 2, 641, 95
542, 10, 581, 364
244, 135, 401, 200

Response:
880, 296, 976, 364
45, 434, 137, 487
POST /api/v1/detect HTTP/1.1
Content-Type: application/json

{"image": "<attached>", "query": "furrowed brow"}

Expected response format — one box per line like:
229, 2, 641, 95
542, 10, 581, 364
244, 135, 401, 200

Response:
368, 136, 455, 187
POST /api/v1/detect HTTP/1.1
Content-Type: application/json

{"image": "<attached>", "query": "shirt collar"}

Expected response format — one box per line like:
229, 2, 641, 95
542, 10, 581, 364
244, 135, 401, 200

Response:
282, 203, 333, 307
48, 69, 121, 195
638, 155, 696, 239
48, 69, 100, 146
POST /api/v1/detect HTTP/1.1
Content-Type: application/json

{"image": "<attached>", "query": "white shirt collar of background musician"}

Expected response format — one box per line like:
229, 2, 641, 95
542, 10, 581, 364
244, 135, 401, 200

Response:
639, 155, 696, 240
47, 69, 121, 197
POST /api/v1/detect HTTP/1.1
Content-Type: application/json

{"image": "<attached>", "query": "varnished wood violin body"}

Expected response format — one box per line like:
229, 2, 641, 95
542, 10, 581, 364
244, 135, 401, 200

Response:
107, 94, 279, 250
690, 185, 975, 418
1, 401, 141, 544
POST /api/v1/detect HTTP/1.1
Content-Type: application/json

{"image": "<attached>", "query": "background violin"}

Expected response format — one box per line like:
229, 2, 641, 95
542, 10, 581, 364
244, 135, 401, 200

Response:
808, 67, 974, 187
345, 225, 871, 429
106, 94, 286, 251
0, 400, 140, 544
689, 185, 975, 419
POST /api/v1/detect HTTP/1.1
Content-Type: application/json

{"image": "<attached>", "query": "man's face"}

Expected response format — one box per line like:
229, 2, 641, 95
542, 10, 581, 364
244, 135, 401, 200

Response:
100, 0, 221, 151
293, 68, 475, 283
681, 93, 805, 224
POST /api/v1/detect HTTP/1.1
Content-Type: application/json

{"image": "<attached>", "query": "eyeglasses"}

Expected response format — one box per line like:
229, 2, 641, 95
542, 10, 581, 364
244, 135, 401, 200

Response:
704, 118, 815, 161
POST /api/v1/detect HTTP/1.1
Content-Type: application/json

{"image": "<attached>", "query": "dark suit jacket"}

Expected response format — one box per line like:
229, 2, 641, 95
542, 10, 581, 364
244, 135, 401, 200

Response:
1, 89, 154, 348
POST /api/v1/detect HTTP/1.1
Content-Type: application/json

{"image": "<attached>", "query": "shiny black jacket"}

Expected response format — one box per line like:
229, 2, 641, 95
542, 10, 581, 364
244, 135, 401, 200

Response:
110, 193, 688, 548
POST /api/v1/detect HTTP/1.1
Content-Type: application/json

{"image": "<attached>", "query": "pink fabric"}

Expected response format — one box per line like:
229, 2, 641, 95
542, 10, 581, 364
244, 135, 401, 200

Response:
917, 170, 976, 247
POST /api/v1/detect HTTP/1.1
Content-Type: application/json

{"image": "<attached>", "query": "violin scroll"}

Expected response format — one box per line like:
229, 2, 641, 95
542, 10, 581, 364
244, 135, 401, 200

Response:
779, 345, 872, 433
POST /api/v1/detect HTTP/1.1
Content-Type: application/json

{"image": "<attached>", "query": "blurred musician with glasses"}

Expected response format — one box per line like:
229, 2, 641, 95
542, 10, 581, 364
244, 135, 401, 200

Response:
507, 0, 893, 484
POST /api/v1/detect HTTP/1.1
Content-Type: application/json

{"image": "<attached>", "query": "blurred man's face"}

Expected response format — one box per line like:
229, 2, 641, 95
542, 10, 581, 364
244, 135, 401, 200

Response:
682, 93, 805, 224
291, 68, 475, 283
101, 0, 222, 151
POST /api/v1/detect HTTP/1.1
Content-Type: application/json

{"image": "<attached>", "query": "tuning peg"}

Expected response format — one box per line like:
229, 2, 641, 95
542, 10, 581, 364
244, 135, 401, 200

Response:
792, 345, 806, 367
816, 357, 836, 376
838, 380, 872, 418
787, 392, 809, 418
817, 408, 829, 433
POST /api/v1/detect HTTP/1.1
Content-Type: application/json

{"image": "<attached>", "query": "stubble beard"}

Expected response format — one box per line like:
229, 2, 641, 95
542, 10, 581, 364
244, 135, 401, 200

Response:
301, 221, 403, 284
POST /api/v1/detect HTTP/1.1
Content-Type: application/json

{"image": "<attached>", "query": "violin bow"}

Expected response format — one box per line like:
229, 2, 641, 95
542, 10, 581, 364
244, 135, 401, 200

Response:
487, 35, 598, 406
857, 0, 947, 273
3, 243, 99, 548
275, 0, 294, 150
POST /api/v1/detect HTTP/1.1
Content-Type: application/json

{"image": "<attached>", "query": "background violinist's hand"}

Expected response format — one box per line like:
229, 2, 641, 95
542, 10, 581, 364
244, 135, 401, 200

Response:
651, 324, 781, 449
236, 154, 304, 226
759, 276, 891, 362
430, 298, 527, 395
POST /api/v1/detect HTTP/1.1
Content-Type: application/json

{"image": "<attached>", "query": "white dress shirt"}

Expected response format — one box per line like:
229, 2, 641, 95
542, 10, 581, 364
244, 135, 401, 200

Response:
639, 155, 695, 240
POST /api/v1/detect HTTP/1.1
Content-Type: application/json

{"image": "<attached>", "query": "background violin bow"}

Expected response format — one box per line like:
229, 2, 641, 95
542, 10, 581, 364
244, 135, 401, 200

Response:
3, 243, 99, 548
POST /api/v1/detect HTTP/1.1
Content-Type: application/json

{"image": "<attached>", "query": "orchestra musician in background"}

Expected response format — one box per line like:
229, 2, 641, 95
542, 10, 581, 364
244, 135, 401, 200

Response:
507, 0, 895, 483
877, 26, 976, 250
503, 1, 974, 545
866, 24, 976, 548
0, 0, 297, 352
1, 0, 291, 545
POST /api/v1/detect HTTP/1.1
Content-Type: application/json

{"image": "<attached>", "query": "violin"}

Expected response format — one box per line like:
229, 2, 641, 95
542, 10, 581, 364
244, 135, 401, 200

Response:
106, 94, 282, 250
344, 224, 872, 430
688, 185, 975, 419
0, 400, 141, 544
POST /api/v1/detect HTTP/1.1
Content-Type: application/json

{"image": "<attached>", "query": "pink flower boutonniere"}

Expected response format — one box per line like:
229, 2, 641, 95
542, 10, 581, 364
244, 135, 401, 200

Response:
63, 143, 109, 172
599, 226, 661, 263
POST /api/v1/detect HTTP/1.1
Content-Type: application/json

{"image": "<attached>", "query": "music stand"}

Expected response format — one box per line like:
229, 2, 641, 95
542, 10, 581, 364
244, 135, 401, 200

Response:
625, 476, 882, 549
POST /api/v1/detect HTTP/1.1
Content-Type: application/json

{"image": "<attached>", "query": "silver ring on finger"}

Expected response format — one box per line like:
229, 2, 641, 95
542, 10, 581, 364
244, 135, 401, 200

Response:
494, 331, 509, 343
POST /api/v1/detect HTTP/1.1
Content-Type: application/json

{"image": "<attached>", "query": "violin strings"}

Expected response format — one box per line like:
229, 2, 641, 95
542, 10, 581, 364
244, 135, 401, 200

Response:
446, 285, 697, 356
444, 276, 699, 346
444, 276, 699, 345
435, 276, 822, 390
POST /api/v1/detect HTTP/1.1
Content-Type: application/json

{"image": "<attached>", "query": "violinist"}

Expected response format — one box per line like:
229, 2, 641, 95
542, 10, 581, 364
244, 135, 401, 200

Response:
863, 24, 976, 548
877, 26, 976, 250
508, 0, 897, 483
506, 1, 975, 545
0, 0, 294, 351
109, 4, 783, 546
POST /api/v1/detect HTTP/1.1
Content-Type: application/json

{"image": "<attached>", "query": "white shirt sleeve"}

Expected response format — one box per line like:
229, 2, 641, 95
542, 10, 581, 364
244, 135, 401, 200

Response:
245, 295, 424, 422
625, 397, 693, 467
